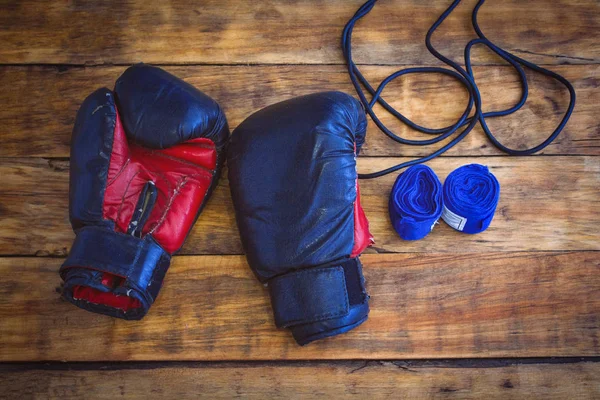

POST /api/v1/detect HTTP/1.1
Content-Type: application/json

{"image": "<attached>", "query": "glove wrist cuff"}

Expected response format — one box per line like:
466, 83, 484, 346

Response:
60, 226, 171, 320
268, 258, 369, 345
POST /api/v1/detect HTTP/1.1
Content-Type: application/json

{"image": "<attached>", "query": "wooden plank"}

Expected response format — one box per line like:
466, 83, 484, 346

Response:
2, 156, 598, 256
0, 252, 598, 361
1, 64, 597, 158
359, 156, 600, 254
1, 361, 599, 399
0, 0, 597, 65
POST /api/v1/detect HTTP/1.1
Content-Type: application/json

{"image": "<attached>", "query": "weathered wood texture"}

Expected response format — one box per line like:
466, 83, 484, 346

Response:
2, 156, 598, 257
1, 65, 597, 158
0, 252, 598, 361
0, 0, 598, 65
1, 361, 599, 399
1, 0, 598, 394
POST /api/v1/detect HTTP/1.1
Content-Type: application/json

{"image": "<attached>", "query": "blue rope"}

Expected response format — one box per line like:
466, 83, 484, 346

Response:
342, 0, 576, 179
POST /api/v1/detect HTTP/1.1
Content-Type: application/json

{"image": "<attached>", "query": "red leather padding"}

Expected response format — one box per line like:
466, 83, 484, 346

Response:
74, 105, 217, 310
351, 181, 374, 257
73, 274, 142, 311
351, 143, 373, 258
102, 112, 217, 254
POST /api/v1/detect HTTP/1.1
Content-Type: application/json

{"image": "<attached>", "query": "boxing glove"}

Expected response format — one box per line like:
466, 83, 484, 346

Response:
60, 64, 229, 320
228, 91, 373, 345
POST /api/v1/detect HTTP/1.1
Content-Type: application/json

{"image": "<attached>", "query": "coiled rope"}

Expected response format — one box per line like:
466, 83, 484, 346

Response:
342, 0, 576, 179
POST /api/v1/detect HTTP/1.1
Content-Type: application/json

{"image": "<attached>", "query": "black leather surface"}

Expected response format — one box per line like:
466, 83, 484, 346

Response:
228, 91, 367, 281
228, 91, 370, 344
115, 64, 229, 153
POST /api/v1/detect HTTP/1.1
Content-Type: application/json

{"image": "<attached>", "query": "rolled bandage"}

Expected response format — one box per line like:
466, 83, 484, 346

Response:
442, 164, 500, 234
389, 165, 443, 240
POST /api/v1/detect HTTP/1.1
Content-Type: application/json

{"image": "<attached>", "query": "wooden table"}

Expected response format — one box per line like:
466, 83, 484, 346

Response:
1, 1, 599, 398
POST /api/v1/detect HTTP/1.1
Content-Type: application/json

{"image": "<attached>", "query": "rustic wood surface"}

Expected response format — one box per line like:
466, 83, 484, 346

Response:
1, 361, 599, 399
2, 157, 598, 256
0, 0, 598, 398
1, 252, 599, 361
0, 0, 598, 65
1, 65, 598, 158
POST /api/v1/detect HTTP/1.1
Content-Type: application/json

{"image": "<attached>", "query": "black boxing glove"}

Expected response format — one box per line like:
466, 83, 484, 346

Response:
228, 92, 373, 345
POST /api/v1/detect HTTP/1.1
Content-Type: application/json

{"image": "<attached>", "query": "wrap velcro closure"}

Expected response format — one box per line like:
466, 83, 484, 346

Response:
60, 226, 170, 316
269, 265, 351, 328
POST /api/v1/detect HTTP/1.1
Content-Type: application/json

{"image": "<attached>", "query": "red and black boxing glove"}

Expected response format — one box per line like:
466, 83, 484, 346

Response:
60, 64, 229, 319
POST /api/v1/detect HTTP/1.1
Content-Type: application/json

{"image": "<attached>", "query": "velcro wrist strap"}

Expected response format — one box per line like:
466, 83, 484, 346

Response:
269, 259, 366, 328
60, 226, 170, 305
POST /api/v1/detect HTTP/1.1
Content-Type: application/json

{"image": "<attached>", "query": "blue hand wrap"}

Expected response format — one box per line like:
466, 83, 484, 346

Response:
389, 165, 443, 240
442, 164, 500, 234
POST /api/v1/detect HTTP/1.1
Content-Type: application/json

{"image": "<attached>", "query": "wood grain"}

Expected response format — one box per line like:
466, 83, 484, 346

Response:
1, 361, 599, 399
0, 0, 597, 65
0, 252, 598, 361
0, 0, 598, 394
1, 64, 597, 158
2, 156, 598, 256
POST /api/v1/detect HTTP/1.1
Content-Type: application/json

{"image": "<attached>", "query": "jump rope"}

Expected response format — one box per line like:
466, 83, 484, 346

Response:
342, 0, 576, 238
